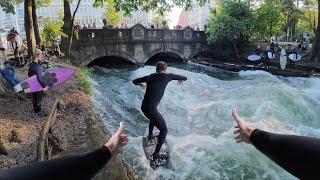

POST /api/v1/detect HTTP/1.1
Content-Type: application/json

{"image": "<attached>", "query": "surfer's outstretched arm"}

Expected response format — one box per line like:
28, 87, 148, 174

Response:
133, 76, 148, 85
169, 73, 187, 81
232, 108, 320, 179
0, 123, 128, 179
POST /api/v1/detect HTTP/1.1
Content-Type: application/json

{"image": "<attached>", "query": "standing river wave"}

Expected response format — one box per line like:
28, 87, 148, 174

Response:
90, 62, 320, 180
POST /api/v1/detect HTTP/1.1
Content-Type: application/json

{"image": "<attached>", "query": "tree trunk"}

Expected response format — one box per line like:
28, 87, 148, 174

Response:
232, 41, 239, 57
311, 0, 320, 63
67, 0, 81, 55
25, 0, 36, 56
32, 0, 41, 46
61, 0, 72, 55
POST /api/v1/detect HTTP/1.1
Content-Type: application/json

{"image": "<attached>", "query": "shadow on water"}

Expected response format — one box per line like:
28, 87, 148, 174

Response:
87, 56, 135, 69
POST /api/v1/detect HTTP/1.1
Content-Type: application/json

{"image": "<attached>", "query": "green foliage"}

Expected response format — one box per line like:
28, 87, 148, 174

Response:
41, 18, 67, 47
35, 0, 53, 7
252, 0, 284, 41
206, 0, 253, 55
0, 0, 23, 14
95, 0, 209, 15
104, 0, 122, 27
151, 15, 169, 28
77, 67, 93, 96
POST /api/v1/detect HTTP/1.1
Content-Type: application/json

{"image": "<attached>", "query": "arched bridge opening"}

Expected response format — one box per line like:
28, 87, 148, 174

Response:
146, 52, 185, 66
87, 56, 135, 68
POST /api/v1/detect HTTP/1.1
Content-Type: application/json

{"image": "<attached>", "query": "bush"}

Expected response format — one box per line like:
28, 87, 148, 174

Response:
77, 67, 93, 96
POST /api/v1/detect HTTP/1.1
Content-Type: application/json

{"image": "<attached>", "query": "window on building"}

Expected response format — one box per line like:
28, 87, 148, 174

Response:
18, 9, 24, 19
19, 24, 25, 32
5, 14, 12, 21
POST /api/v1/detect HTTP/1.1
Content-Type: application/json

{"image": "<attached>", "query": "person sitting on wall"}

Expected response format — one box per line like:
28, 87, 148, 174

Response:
0, 48, 21, 86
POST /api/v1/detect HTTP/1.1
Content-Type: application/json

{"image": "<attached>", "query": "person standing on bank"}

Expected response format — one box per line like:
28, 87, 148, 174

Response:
133, 61, 187, 165
28, 49, 48, 117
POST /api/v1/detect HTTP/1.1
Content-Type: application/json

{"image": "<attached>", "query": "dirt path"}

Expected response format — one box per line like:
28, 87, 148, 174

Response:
0, 63, 137, 179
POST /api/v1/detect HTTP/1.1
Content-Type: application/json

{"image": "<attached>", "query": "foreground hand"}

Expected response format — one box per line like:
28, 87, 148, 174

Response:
232, 108, 255, 144
178, 80, 184, 86
105, 122, 128, 153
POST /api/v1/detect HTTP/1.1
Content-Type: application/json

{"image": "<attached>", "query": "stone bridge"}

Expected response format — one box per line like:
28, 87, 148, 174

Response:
71, 24, 209, 66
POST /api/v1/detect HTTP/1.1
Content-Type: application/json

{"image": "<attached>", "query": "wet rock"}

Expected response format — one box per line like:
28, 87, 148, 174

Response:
8, 130, 22, 143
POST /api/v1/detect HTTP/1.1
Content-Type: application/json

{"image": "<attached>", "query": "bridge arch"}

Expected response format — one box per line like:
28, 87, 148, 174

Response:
81, 50, 137, 66
145, 49, 186, 65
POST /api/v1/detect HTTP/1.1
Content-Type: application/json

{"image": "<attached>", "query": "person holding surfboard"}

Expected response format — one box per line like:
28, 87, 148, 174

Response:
133, 61, 187, 166
28, 49, 49, 117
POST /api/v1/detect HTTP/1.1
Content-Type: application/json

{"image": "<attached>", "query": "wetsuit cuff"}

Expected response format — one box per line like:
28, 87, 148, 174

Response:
250, 129, 261, 145
100, 146, 112, 160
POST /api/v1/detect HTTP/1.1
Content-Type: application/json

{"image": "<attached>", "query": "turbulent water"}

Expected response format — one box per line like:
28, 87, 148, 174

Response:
90, 62, 320, 180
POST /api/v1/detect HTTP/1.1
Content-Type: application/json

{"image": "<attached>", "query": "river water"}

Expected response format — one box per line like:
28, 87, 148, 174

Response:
90, 62, 320, 180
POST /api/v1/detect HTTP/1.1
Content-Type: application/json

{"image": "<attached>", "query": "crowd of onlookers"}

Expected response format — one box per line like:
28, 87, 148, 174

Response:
253, 32, 312, 70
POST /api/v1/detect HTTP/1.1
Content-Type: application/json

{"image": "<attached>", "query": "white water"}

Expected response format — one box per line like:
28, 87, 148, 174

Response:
90, 64, 320, 179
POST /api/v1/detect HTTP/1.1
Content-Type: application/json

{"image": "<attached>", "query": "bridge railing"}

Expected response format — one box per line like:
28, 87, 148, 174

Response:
75, 25, 207, 48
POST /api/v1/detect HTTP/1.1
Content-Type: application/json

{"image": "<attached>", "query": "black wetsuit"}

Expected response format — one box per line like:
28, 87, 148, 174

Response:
133, 73, 187, 154
28, 62, 46, 113
0, 146, 111, 180
251, 129, 320, 179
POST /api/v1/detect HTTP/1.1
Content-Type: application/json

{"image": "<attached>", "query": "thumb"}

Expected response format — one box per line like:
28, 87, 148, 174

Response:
232, 108, 242, 124
115, 122, 125, 135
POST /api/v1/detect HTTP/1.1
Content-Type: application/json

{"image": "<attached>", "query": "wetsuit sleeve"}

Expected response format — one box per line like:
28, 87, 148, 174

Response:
250, 129, 320, 179
35, 64, 46, 88
169, 73, 187, 81
132, 76, 148, 85
0, 146, 111, 179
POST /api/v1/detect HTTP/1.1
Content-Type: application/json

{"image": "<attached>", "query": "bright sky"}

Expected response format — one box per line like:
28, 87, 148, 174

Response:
167, 6, 183, 28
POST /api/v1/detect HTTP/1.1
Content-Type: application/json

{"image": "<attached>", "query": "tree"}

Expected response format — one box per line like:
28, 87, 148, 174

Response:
61, 0, 72, 54
25, 0, 37, 56
61, 0, 81, 55
106, 1, 122, 27
32, 0, 41, 46
206, 0, 253, 56
253, 0, 284, 42
310, 0, 320, 62
151, 14, 169, 28
0, 0, 16, 14
41, 18, 67, 47
94, 0, 208, 15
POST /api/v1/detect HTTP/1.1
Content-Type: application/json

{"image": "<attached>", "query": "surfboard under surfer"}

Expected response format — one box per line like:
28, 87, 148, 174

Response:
133, 61, 187, 165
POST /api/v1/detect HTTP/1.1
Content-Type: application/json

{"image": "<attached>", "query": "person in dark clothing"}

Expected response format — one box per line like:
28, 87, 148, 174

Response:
0, 62, 21, 86
232, 108, 320, 179
133, 61, 187, 165
28, 49, 48, 117
254, 45, 262, 56
0, 122, 128, 180
288, 47, 298, 69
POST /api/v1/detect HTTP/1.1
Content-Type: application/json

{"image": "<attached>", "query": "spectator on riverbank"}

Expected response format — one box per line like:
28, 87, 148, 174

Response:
0, 61, 21, 86
254, 45, 262, 56
288, 47, 298, 69
28, 49, 49, 117
0, 122, 128, 179
232, 108, 320, 179
0, 48, 20, 86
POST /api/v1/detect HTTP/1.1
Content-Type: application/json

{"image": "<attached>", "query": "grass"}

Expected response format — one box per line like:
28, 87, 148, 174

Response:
77, 67, 93, 96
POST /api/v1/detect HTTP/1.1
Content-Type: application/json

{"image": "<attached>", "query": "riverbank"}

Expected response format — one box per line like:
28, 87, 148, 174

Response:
0, 60, 137, 179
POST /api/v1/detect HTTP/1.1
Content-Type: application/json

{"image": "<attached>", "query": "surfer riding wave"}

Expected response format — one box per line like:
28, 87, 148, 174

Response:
133, 61, 187, 165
